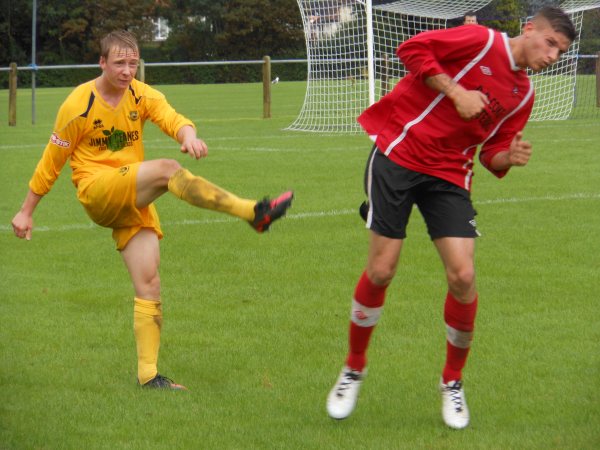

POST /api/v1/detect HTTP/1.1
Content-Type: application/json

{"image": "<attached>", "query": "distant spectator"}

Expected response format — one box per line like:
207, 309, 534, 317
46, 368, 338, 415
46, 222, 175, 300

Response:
463, 11, 478, 25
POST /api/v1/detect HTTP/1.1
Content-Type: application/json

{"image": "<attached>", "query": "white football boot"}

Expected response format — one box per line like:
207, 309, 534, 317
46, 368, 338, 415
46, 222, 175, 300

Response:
326, 366, 365, 419
440, 378, 470, 429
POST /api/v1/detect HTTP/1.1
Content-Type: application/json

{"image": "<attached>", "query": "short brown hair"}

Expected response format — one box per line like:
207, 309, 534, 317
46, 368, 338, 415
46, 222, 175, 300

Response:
534, 6, 576, 43
100, 30, 139, 59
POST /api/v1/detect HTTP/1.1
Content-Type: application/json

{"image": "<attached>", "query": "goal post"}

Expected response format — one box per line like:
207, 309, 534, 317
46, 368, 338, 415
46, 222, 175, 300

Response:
366, 0, 375, 107
288, 0, 600, 133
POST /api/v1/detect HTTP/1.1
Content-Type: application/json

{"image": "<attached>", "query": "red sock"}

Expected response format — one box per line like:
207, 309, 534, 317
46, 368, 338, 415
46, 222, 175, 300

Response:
442, 292, 478, 383
345, 271, 387, 372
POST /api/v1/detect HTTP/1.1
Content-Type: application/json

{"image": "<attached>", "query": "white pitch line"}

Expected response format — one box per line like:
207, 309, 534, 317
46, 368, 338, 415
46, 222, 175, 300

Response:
474, 192, 600, 204
0, 133, 350, 151
1, 193, 598, 234
2, 134, 597, 152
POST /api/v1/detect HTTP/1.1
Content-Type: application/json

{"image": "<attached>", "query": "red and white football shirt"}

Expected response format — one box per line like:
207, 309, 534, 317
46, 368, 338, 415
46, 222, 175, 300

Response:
358, 25, 534, 191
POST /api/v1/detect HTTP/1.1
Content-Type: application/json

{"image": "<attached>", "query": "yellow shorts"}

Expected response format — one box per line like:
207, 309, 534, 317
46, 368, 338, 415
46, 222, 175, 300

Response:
77, 163, 163, 251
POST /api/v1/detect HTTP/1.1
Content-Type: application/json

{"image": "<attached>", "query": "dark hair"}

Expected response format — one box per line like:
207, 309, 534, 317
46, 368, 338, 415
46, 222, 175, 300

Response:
534, 6, 576, 42
463, 11, 476, 18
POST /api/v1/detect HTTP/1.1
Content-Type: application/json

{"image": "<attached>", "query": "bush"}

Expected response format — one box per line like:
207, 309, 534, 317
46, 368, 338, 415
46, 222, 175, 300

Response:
0, 60, 307, 89
0, 67, 100, 89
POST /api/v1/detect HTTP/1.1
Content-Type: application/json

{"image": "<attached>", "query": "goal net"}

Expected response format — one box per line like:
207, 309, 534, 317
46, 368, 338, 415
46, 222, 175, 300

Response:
288, 0, 600, 133
287, 0, 493, 133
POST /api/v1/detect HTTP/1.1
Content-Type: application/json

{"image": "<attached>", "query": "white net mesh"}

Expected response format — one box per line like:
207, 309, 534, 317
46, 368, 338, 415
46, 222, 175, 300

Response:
372, 0, 493, 18
571, 53, 599, 119
289, 0, 599, 133
288, 0, 493, 133
289, 1, 368, 132
560, 0, 600, 12
371, 10, 447, 102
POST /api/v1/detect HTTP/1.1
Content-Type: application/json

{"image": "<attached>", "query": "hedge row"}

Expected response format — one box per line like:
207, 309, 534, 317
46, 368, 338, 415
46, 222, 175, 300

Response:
0, 63, 307, 89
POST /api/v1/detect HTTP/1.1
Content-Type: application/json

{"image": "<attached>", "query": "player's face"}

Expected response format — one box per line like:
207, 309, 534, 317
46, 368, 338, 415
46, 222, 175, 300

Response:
463, 16, 477, 25
100, 46, 139, 90
522, 19, 571, 72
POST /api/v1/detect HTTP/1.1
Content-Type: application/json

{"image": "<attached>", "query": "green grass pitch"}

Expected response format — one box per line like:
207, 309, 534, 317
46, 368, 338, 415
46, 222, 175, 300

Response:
0, 81, 599, 449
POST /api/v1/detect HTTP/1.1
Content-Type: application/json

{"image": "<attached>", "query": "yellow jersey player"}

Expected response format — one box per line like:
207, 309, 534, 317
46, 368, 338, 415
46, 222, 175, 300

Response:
11, 30, 293, 390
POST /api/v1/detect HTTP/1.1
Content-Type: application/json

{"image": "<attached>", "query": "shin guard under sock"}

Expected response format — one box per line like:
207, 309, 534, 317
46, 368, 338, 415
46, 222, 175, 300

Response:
134, 297, 162, 385
346, 271, 388, 372
442, 292, 478, 383
168, 168, 256, 221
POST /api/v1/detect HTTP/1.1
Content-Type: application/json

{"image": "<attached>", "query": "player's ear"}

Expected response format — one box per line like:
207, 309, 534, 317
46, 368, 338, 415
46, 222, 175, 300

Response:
522, 20, 536, 35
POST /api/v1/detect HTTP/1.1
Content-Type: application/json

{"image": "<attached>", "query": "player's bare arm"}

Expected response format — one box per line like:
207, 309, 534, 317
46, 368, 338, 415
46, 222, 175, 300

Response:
177, 125, 208, 160
12, 189, 43, 240
425, 73, 489, 121
489, 132, 533, 171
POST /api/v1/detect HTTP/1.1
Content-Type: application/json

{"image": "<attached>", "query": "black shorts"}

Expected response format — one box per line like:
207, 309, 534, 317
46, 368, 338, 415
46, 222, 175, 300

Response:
364, 147, 479, 240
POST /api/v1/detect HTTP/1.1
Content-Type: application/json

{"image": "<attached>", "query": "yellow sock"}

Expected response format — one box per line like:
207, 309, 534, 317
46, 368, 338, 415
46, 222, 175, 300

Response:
133, 297, 162, 385
168, 168, 256, 221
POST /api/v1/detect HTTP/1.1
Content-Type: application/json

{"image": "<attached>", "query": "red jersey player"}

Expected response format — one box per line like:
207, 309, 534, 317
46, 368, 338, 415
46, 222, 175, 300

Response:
327, 7, 575, 429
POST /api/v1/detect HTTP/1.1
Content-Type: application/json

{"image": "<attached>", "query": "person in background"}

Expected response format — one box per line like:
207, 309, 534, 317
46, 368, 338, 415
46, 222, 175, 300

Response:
463, 11, 478, 25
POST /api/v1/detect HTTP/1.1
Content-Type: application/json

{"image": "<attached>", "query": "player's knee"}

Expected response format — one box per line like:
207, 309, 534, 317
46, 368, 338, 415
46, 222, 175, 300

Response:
149, 273, 161, 294
146, 159, 182, 187
138, 273, 161, 300
158, 159, 182, 179
446, 266, 475, 297
367, 263, 397, 286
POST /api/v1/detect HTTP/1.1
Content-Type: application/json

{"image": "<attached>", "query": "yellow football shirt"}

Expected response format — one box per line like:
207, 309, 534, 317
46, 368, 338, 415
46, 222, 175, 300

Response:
29, 78, 194, 195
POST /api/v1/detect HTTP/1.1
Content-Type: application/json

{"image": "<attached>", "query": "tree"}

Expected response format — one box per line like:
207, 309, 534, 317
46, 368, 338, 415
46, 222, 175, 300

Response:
157, 0, 304, 62
0, 0, 33, 65
157, 0, 226, 61
0, 0, 157, 65
478, 0, 524, 36
39, 0, 157, 63
215, 0, 304, 59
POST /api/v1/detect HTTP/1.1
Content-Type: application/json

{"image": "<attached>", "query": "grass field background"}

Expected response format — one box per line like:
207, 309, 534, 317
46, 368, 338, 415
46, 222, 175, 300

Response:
0, 82, 599, 449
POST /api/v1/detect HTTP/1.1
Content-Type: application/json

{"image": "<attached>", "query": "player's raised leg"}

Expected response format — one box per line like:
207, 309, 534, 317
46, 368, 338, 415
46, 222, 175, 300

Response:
134, 159, 293, 232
